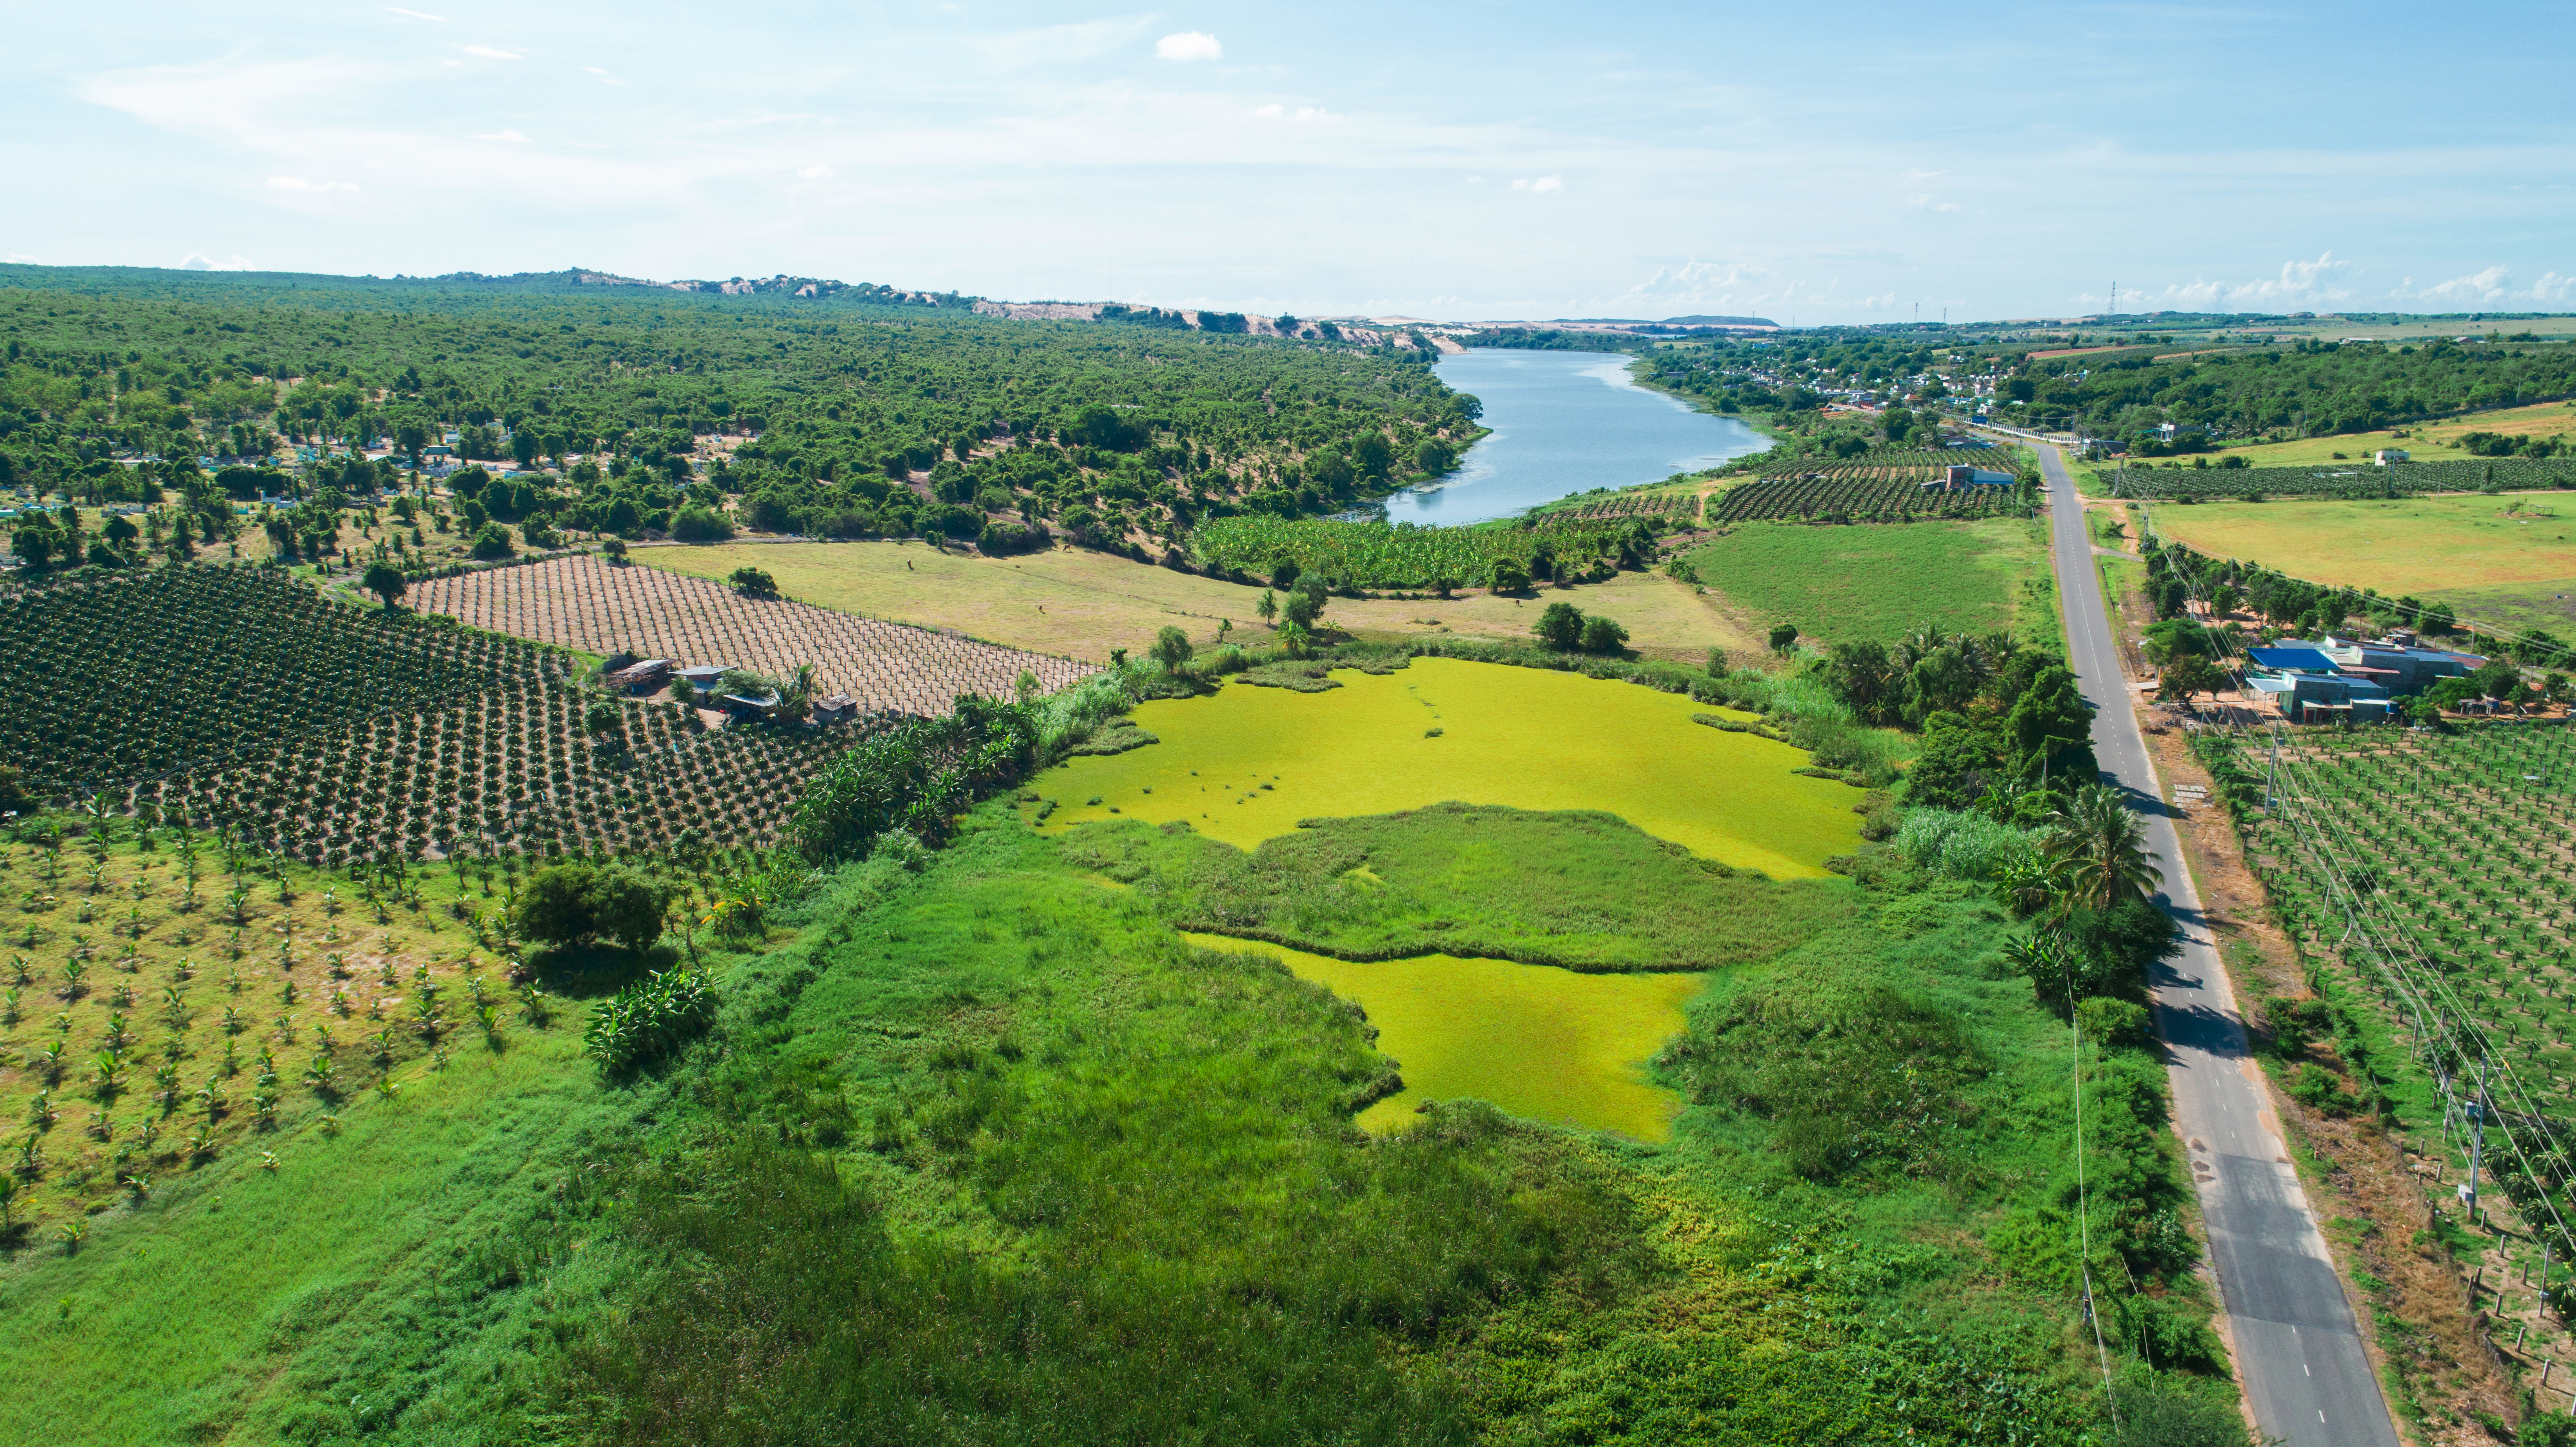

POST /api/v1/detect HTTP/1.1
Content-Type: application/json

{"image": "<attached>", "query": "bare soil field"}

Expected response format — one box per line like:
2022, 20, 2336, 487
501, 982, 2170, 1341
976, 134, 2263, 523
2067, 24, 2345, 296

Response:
636, 540, 1759, 663
408, 554, 1094, 714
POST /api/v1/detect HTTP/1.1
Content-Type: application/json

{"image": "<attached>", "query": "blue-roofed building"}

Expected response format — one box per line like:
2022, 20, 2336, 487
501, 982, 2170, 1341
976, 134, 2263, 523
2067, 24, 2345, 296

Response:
2243, 642, 2397, 721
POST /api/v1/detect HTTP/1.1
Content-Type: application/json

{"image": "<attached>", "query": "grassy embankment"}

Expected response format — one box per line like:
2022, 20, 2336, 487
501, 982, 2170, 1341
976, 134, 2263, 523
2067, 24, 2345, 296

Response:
1679, 516, 2051, 647
637, 539, 1761, 665
0, 825, 652, 1442
524, 794, 2234, 1444
1, 656, 2240, 1444
2146, 492, 2576, 635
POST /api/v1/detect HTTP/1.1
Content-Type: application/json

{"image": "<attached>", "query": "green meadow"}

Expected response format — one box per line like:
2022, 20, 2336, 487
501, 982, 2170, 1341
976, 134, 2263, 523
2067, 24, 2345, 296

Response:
0, 656, 2244, 1445
1686, 517, 2049, 645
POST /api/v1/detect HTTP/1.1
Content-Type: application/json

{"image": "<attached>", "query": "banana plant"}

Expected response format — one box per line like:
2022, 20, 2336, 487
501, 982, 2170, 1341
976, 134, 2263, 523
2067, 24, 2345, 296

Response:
26, 1091, 55, 1127
0, 988, 17, 1027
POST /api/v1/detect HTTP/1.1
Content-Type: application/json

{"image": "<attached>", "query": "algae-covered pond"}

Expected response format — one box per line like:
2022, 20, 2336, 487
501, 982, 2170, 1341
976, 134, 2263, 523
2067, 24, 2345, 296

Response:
1183, 932, 1703, 1140
1032, 657, 1861, 879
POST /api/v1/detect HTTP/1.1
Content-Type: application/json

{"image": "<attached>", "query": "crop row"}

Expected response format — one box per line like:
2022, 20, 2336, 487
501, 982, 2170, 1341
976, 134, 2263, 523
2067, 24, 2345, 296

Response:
406, 555, 1093, 715
143, 679, 867, 864
1712, 470, 2026, 523
2212, 724, 2576, 1159
0, 567, 553, 796
2117, 458, 2576, 502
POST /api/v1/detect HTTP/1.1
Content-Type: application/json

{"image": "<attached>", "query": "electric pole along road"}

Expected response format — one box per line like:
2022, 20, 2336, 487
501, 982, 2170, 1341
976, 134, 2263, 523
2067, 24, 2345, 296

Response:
2035, 440, 2399, 1447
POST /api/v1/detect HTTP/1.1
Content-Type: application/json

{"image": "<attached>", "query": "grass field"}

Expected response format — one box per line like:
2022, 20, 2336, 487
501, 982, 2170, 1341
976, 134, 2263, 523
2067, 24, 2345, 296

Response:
1027, 657, 1864, 878
636, 540, 1758, 663
1681, 516, 2048, 645
2190, 397, 2576, 469
2146, 493, 2576, 633
1182, 932, 1703, 1139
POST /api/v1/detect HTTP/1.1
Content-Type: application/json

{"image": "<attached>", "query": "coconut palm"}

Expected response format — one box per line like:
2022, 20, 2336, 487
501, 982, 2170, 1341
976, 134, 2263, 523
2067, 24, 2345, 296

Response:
2042, 784, 2164, 911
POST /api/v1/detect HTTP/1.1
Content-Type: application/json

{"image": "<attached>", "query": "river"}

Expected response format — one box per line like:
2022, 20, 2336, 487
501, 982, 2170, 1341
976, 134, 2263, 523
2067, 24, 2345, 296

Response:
1374, 349, 1769, 526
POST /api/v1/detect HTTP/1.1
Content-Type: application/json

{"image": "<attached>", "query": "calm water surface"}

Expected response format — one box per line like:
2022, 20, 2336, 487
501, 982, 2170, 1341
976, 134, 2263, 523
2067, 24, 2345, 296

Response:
1378, 350, 1767, 526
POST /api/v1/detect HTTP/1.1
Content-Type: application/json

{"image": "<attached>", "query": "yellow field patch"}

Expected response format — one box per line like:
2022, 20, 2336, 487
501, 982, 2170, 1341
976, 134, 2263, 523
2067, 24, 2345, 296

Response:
2147, 494, 2576, 595
1029, 657, 1863, 879
1184, 933, 1701, 1140
637, 540, 1754, 662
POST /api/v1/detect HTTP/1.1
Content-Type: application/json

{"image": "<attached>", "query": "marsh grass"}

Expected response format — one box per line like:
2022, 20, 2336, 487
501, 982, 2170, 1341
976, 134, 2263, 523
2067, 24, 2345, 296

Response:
1082, 803, 1847, 971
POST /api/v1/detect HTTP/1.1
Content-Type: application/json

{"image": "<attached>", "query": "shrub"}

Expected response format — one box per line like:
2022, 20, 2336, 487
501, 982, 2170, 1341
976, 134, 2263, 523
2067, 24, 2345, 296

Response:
671, 505, 735, 543
582, 966, 715, 1072
1578, 615, 1630, 655
515, 863, 674, 956
1892, 808, 2036, 881
1533, 601, 1584, 650
729, 566, 780, 600
470, 522, 516, 560
2075, 995, 2153, 1048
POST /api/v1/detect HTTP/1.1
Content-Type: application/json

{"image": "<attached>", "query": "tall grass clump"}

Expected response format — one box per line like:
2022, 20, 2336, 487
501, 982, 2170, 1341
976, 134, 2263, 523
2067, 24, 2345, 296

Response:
1892, 808, 2038, 881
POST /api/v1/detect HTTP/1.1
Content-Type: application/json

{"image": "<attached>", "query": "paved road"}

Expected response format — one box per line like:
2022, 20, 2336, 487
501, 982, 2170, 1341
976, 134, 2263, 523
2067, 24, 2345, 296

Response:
2036, 444, 2398, 1447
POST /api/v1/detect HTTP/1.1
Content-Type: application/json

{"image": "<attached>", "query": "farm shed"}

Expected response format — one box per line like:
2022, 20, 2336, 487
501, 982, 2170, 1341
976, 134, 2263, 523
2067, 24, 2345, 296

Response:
675, 665, 732, 690
2315, 636, 2482, 697
813, 693, 858, 725
717, 691, 779, 720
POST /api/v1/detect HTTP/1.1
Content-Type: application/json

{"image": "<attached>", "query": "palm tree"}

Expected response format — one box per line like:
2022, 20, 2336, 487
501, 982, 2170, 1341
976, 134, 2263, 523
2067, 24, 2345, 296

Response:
2043, 785, 2164, 911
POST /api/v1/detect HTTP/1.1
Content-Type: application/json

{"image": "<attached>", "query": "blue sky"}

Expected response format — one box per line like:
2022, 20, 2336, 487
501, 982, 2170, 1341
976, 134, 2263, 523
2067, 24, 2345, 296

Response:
5, 2, 2572, 322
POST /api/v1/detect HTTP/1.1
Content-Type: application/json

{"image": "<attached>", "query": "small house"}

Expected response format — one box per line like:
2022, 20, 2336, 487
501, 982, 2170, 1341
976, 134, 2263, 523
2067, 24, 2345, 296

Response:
603, 658, 671, 695
675, 665, 732, 691
717, 691, 779, 721
2374, 449, 2410, 465
813, 693, 858, 725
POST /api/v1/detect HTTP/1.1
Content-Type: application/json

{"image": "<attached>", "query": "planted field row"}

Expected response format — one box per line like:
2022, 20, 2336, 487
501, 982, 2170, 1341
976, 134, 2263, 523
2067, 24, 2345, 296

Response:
2118, 458, 2576, 502
2211, 724, 2576, 1184
407, 554, 1093, 715
0, 567, 551, 796
1713, 470, 2026, 523
0, 828, 510, 1237
146, 679, 863, 864
1540, 495, 1703, 524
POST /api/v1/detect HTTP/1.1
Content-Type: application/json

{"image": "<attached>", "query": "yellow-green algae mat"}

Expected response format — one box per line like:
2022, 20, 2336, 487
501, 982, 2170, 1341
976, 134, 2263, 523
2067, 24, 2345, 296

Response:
1032, 657, 1861, 879
1184, 933, 1703, 1141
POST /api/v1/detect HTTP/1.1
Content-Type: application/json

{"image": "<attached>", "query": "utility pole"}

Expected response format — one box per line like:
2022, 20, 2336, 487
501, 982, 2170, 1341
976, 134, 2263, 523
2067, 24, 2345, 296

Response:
2111, 281, 2118, 316
2462, 1059, 2489, 1220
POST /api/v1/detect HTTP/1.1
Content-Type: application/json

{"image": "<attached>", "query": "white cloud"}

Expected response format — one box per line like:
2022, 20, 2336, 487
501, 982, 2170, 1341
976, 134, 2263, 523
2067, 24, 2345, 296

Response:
384, 6, 447, 19
2532, 272, 2576, 303
472, 129, 529, 142
178, 253, 255, 271
4, 253, 39, 264
582, 66, 608, 74
1252, 103, 1334, 122
266, 175, 358, 193
1155, 31, 1222, 61
1509, 175, 1562, 193
796, 163, 833, 180
460, 45, 523, 60
2146, 250, 2353, 308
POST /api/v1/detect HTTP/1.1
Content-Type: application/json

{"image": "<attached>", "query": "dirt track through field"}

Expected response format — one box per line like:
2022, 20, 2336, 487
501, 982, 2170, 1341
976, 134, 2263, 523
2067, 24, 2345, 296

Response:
409, 555, 1095, 715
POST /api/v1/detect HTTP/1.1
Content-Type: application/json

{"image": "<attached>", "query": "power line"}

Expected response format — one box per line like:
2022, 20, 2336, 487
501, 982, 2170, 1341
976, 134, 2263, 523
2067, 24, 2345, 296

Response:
2138, 522, 2576, 1271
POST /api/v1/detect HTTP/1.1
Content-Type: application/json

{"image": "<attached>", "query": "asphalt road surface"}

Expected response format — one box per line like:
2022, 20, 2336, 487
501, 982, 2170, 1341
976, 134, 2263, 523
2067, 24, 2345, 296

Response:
2036, 443, 2399, 1447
